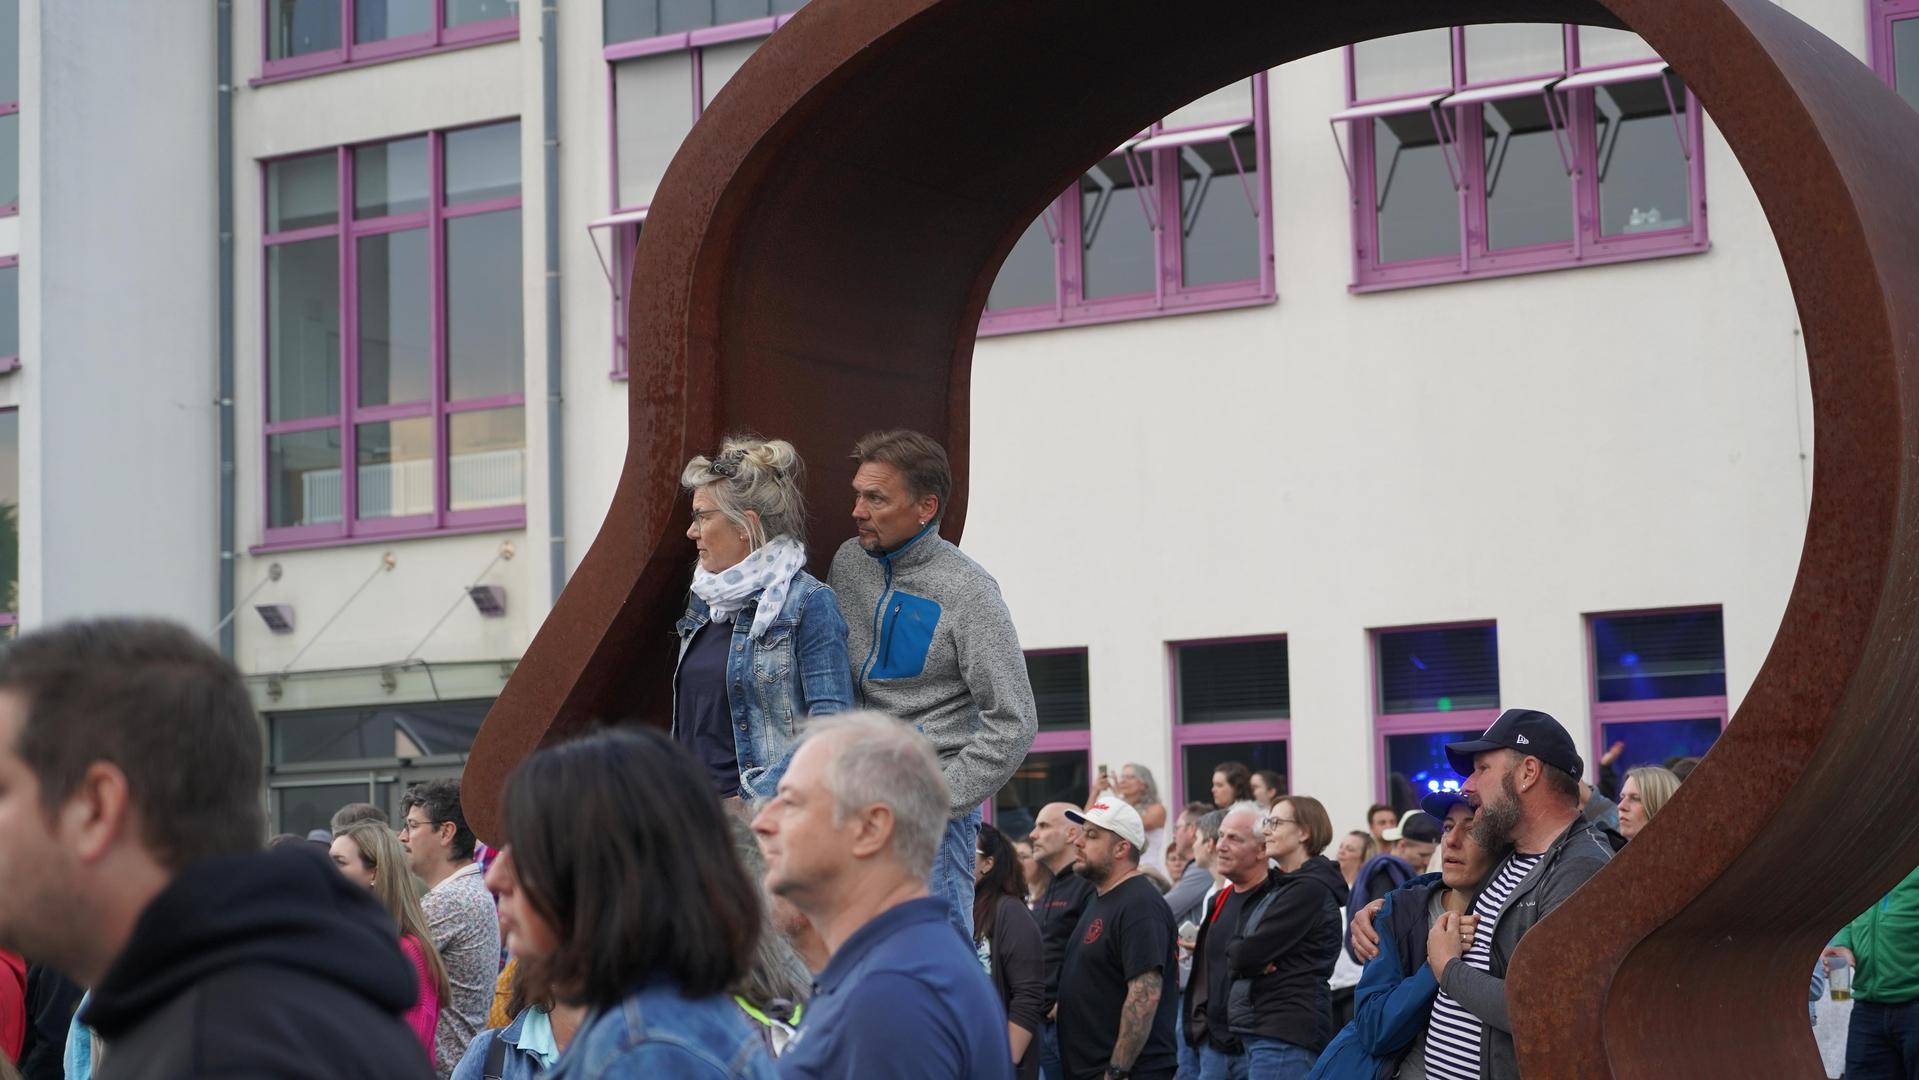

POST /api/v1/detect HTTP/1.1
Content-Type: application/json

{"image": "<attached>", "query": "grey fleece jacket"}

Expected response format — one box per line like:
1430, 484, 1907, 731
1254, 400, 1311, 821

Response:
829, 528, 1037, 815
1438, 814, 1615, 1080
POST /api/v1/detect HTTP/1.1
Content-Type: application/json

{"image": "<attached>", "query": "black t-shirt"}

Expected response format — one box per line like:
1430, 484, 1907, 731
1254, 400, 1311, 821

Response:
1203, 886, 1250, 1047
1057, 874, 1179, 1080
673, 618, 739, 797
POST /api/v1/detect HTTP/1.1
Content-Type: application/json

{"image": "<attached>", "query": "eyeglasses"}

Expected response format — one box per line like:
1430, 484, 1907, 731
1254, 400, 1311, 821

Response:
688, 509, 728, 531
399, 818, 443, 834
1265, 817, 1300, 829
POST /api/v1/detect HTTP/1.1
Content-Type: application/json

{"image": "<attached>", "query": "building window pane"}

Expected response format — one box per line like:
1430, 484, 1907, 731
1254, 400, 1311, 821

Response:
1373, 112, 1458, 264
267, 238, 342, 423
1354, 29, 1454, 100
1464, 23, 1564, 83
1026, 652, 1090, 731
269, 0, 344, 60
1601, 716, 1720, 772
1894, 18, 1919, 111
268, 153, 339, 233
1482, 96, 1572, 250
354, 0, 431, 43
1594, 76, 1689, 237
271, 699, 490, 765
994, 750, 1089, 838
0, 111, 17, 209
448, 407, 525, 511
701, 37, 765, 109
445, 121, 521, 206
0, 409, 17, 614
0, 263, 16, 358
354, 137, 430, 219
445, 0, 516, 29
1593, 609, 1726, 702
1180, 740, 1287, 806
986, 215, 1056, 312
614, 52, 696, 209
771, 0, 805, 12
0, 0, 18, 104
1384, 730, 1481, 803
268, 428, 343, 527
1164, 77, 1252, 130
1377, 625, 1498, 714
604, 0, 660, 45
1080, 154, 1155, 300
273, 782, 372, 837
1179, 132, 1260, 287
1177, 639, 1289, 724
1578, 26, 1656, 67
355, 417, 434, 519
445, 209, 524, 400
356, 230, 431, 407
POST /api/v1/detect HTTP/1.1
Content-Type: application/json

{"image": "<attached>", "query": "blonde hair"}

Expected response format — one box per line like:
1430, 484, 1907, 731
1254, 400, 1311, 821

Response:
339, 822, 450, 1003
681, 435, 808, 549
1624, 765, 1681, 825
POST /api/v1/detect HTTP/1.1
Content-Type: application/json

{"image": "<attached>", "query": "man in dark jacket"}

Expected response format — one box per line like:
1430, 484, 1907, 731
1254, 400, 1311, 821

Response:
0, 618, 431, 1080
1032, 801, 1097, 1080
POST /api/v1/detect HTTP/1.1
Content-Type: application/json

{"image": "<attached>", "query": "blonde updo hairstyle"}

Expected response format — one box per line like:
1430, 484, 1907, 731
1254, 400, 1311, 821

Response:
681, 435, 808, 550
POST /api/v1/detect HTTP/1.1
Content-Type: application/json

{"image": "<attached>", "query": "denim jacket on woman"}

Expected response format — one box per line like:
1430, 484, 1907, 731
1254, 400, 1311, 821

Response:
674, 569, 853, 801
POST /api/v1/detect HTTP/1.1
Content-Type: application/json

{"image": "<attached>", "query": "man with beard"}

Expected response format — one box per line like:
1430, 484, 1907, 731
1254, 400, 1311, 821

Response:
1412, 709, 1614, 1080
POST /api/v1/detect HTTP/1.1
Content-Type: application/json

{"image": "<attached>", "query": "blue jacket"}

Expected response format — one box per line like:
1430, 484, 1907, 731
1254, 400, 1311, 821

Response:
452, 1008, 557, 1080
1307, 874, 1446, 1080
545, 981, 777, 1080
674, 570, 853, 801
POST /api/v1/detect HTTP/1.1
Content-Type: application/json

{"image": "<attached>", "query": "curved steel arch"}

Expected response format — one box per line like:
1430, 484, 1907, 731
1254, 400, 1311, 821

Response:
468, 1, 1919, 1072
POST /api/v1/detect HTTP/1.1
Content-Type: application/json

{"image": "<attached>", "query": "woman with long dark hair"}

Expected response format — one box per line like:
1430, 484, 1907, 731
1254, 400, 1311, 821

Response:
483, 729, 777, 1078
972, 823, 1044, 1080
1211, 761, 1256, 808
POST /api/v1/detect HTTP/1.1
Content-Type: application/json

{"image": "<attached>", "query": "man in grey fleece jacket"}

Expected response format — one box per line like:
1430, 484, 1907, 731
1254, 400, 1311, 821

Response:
828, 430, 1038, 942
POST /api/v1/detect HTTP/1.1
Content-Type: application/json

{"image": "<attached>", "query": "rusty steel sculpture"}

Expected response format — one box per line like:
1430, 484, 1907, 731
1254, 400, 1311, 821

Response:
465, 0, 1919, 1073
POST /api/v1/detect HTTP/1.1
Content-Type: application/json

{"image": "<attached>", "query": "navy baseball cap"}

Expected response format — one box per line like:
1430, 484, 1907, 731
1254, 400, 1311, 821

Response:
1445, 708, 1583, 780
1420, 790, 1470, 822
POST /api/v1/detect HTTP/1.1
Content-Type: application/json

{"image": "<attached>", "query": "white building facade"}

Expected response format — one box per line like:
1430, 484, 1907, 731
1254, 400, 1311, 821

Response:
9, 0, 1918, 838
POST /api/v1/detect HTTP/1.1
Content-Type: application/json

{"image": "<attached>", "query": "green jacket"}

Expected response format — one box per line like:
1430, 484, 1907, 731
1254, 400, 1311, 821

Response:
1835, 864, 1919, 1003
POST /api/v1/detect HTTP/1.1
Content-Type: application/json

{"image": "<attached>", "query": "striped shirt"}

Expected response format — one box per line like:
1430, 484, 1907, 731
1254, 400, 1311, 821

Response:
1424, 852, 1541, 1080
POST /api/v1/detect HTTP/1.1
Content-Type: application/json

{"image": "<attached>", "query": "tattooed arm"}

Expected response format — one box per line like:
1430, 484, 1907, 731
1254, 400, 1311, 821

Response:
1108, 970, 1162, 1070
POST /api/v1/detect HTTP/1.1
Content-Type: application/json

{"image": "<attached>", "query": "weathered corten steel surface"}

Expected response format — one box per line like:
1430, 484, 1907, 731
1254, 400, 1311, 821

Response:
468, 0, 1919, 1072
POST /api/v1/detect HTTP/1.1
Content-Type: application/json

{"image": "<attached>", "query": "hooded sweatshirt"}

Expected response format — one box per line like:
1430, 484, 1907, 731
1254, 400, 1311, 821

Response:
1222, 855, 1353, 1053
82, 845, 434, 1080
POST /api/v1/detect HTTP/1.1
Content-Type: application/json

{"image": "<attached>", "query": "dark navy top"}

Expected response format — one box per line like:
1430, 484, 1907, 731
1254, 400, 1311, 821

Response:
673, 617, 740, 797
778, 897, 1013, 1080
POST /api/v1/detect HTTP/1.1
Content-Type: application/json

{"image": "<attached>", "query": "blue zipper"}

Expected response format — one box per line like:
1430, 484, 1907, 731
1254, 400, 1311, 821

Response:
858, 557, 893, 700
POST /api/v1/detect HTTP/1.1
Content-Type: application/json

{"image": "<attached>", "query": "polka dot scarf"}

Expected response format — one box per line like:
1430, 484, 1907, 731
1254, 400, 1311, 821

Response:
691, 534, 809, 642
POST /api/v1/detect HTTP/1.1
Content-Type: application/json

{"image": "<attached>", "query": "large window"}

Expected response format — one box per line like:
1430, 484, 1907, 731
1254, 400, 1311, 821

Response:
0, 0, 17, 217
1871, 0, 1919, 110
0, 256, 16, 372
1372, 622, 1499, 811
0, 407, 14, 632
600, 18, 797, 376
981, 76, 1274, 335
261, 121, 526, 548
262, 0, 519, 80
989, 650, 1091, 836
1171, 636, 1289, 806
1588, 606, 1726, 772
1335, 25, 1705, 291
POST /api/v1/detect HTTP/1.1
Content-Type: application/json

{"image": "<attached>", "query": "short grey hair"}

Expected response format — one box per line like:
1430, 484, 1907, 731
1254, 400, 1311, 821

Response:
682, 434, 809, 549
804, 712, 949, 879
1196, 809, 1228, 843
1223, 804, 1263, 834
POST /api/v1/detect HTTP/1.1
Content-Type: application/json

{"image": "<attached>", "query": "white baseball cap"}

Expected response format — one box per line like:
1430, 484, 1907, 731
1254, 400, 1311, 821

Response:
1066, 798, 1147, 852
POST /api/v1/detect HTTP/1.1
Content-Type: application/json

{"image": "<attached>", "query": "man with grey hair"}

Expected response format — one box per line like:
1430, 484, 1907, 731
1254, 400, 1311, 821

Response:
754, 712, 1012, 1079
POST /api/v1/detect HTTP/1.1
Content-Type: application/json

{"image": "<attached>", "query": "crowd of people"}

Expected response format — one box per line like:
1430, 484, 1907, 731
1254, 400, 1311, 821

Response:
0, 427, 1907, 1079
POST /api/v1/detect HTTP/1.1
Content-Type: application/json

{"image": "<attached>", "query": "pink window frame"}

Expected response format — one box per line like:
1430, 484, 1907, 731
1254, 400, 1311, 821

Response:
1370, 620, 1501, 801
1343, 25, 1708, 294
1584, 604, 1729, 770
0, 100, 17, 219
0, 403, 14, 628
1868, 0, 1919, 97
0, 256, 18, 373
256, 0, 518, 84
603, 16, 798, 380
257, 120, 527, 553
982, 647, 1092, 825
979, 75, 1276, 337
1167, 634, 1292, 805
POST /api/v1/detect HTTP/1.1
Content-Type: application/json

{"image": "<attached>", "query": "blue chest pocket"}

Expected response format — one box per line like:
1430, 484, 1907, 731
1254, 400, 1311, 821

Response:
869, 591, 941, 680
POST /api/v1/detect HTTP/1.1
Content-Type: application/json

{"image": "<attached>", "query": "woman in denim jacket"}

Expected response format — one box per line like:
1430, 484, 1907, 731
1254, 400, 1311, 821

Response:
676, 437, 853, 804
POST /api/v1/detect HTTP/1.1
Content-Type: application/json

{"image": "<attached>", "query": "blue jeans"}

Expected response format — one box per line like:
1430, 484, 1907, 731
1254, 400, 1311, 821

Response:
1175, 993, 1199, 1080
1845, 998, 1919, 1079
930, 806, 981, 944
1039, 1020, 1062, 1080
1198, 1044, 1248, 1080
1242, 1036, 1316, 1080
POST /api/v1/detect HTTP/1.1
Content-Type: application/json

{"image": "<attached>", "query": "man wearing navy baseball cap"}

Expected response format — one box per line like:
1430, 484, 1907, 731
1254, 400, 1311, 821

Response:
1413, 709, 1616, 1080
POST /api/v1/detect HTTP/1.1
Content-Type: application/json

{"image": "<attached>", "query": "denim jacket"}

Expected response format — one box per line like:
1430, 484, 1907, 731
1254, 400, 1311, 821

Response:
544, 982, 778, 1080
674, 570, 853, 801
